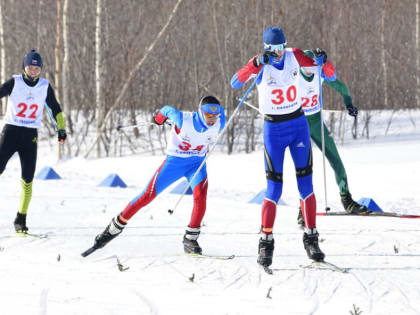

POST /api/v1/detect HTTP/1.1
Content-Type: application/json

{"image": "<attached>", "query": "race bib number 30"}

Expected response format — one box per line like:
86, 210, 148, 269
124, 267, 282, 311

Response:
271, 85, 297, 105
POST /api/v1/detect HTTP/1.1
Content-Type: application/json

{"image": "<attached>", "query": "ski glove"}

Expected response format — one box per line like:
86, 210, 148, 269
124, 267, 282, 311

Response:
58, 129, 67, 142
152, 110, 168, 125
253, 53, 275, 67
313, 48, 328, 66
346, 104, 358, 117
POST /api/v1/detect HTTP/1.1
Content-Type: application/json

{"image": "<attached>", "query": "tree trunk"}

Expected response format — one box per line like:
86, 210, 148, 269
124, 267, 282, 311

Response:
95, 0, 103, 158
59, 0, 71, 158
416, 0, 419, 109
381, 0, 388, 109
84, 0, 184, 158
0, 2, 5, 115
54, 0, 62, 102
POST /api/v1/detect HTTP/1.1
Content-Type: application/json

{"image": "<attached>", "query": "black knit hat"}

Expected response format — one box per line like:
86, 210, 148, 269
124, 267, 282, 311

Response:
23, 49, 43, 69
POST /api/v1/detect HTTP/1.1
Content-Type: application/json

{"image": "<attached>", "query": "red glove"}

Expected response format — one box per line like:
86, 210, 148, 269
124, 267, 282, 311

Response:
153, 110, 167, 125
322, 61, 336, 79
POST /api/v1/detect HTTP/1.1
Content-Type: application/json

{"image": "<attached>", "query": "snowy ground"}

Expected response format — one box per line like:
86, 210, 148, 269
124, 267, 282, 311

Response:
1, 113, 420, 315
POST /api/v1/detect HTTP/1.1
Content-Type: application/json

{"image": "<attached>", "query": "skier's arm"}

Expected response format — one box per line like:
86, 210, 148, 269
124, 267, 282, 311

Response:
218, 107, 226, 132
298, 49, 337, 81
158, 105, 183, 128
231, 56, 262, 90
324, 78, 353, 107
0, 78, 15, 99
45, 85, 66, 130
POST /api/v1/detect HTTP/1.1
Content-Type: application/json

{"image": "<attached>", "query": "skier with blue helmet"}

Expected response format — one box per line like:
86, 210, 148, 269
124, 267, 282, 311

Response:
231, 27, 336, 268
89, 96, 225, 256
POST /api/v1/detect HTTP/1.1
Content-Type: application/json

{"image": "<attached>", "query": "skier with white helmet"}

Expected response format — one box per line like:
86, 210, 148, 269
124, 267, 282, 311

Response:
231, 27, 336, 268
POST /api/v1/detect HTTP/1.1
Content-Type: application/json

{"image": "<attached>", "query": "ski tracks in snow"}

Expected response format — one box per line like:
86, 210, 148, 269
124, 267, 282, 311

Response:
39, 288, 49, 315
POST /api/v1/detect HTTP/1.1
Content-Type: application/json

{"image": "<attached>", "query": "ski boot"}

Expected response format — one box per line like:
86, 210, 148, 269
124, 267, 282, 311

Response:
183, 226, 202, 254
257, 234, 275, 267
303, 229, 325, 262
93, 216, 126, 249
341, 193, 370, 214
14, 212, 28, 232
297, 206, 305, 227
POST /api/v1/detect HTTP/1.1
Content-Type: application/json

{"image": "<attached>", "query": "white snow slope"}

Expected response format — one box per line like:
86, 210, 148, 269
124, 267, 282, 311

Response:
1, 112, 420, 315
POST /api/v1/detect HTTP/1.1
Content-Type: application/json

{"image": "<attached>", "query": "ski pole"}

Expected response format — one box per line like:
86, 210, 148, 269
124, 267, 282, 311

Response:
235, 97, 266, 117
318, 65, 330, 211
168, 76, 259, 215
116, 122, 156, 131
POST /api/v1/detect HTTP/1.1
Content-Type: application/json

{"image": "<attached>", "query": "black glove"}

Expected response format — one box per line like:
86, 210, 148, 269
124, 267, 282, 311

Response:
346, 104, 358, 117
253, 53, 275, 67
313, 48, 328, 65
58, 129, 67, 142
152, 109, 168, 125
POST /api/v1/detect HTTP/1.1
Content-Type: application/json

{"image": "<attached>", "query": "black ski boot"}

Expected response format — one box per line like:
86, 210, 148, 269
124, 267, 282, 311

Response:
297, 206, 305, 227
93, 216, 126, 249
14, 212, 28, 232
303, 229, 325, 262
341, 193, 370, 214
257, 235, 275, 267
183, 226, 202, 254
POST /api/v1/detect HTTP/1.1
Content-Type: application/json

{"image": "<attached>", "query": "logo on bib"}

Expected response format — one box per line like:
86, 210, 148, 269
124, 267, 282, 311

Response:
267, 74, 277, 86
26, 92, 35, 102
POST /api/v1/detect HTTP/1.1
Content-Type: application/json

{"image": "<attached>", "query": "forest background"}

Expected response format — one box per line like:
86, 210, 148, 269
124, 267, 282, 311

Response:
0, 0, 418, 158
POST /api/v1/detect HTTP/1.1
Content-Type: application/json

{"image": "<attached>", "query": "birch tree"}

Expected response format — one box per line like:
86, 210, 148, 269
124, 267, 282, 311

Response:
95, 0, 104, 158
0, 2, 5, 115
84, 0, 184, 158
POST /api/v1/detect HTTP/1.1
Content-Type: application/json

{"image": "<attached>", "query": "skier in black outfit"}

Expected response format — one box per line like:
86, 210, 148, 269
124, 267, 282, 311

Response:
0, 49, 67, 233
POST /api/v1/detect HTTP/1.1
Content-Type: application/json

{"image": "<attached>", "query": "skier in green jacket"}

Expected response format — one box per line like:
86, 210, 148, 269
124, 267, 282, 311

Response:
297, 50, 369, 226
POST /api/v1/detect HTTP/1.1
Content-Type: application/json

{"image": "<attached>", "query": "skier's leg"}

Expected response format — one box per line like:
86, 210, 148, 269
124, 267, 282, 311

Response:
14, 128, 37, 232
257, 121, 289, 267
94, 157, 185, 249
307, 112, 349, 195
0, 125, 18, 177
120, 157, 184, 220
290, 116, 325, 262
309, 115, 367, 212
182, 162, 208, 254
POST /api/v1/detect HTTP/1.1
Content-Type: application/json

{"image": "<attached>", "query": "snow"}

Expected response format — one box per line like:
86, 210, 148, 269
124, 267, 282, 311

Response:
1, 112, 420, 315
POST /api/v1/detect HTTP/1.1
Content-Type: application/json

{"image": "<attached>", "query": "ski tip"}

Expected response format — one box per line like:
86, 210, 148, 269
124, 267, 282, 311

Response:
14, 231, 49, 239
81, 247, 96, 257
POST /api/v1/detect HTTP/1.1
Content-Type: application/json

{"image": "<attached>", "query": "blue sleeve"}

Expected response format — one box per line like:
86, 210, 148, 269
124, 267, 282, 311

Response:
160, 105, 183, 128
219, 107, 226, 131
231, 73, 244, 90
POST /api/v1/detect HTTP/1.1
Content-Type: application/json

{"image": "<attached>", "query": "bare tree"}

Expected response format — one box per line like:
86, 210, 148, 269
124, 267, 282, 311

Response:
0, 1, 5, 115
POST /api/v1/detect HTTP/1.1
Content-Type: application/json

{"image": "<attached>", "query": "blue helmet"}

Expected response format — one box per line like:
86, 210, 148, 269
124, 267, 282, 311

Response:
198, 96, 222, 128
263, 27, 287, 51
23, 49, 43, 69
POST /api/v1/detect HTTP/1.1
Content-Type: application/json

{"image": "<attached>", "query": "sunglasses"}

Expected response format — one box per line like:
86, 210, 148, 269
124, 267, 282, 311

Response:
203, 112, 220, 119
264, 43, 286, 52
